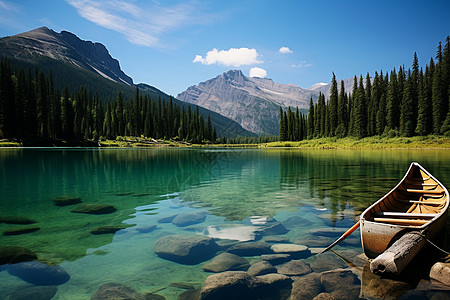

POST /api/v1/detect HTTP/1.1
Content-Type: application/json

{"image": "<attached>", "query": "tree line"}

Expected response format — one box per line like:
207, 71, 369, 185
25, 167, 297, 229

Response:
280, 36, 450, 140
0, 58, 216, 143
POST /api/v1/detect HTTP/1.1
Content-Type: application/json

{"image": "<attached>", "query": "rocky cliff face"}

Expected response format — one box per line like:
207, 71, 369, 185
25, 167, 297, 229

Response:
177, 70, 319, 135
0, 27, 133, 85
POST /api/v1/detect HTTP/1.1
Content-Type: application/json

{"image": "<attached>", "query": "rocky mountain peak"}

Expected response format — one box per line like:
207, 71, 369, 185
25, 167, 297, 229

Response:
0, 27, 133, 86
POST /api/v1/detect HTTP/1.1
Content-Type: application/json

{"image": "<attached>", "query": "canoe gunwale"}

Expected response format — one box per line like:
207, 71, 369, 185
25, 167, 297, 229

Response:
359, 162, 449, 258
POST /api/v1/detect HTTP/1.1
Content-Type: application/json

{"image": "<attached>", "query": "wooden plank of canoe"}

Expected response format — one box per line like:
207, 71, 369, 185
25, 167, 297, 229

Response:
373, 218, 429, 226
373, 212, 437, 218
397, 199, 443, 205
403, 189, 444, 194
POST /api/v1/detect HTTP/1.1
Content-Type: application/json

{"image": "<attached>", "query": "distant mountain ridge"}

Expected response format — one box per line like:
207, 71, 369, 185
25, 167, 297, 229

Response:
0, 26, 133, 85
177, 70, 363, 135
0, 27, 253, 138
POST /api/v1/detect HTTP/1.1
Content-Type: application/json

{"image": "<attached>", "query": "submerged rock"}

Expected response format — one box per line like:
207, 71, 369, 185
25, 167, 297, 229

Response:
290, 273, 322, 300
91, 283, 144, 300
363, 278, 409, 299
260, 254, 291, 265
429, 262, 450, 286
199, 271, 292, 300
178, 289, 200, 300
172, 213, 206, 227
52, 196, 82, 206
0, 216, 37, 224
71, 204, 116, 214
320, 268, 359, 296
144, 293, 166, 300
136, 225, 157, 233
202, 252, 250, 273
9, 286, 57, 300
226, 241, 272, 256
313, 292, 335, 300
200, 271, 254, 300
3, 226, 40, 236
263, 236, 290, 243
276, 260, 312, 276
7, 261, 70, 286
282, 215, 313, 229
247, 261, 276, 276
306, 252, 347, 273
270, 244, 310, 259
154, 235, 219, 265
157, 214, 177, 223
259, 222, 289, 236
0, 246, 37, 265
90, 225, 129, 235
71, 204, 117, 215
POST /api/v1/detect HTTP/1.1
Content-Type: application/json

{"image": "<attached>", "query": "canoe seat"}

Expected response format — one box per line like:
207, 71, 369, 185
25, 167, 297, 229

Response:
373, 212, 437, 218
401, 189, 444, 194
373, 218, 429, 226
397, 199, 443, 205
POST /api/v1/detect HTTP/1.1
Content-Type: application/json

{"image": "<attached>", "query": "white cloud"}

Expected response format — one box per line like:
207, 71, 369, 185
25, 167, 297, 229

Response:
66, 0, 214, 47
279, 46, 293, 54
0, 0, 18, 11
193, 48, 262, 67
249, 67, 267, 78
292, 61, 313, 68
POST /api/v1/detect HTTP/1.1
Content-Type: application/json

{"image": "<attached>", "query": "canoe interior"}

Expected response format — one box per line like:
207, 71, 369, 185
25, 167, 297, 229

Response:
360, 163, 449, 258
362, 164, 447, 227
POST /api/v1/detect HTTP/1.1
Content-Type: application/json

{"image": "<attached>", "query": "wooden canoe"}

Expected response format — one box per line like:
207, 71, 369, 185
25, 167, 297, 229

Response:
360, 162, 449, 259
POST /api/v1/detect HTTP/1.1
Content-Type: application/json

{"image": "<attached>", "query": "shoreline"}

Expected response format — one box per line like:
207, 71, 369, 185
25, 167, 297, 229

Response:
1, 135, 450, 150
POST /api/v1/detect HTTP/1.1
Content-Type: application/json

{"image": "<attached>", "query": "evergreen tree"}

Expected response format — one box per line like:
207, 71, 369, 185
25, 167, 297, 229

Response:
279, 107, 286, 141
400, 71, 415, 136
432, 65, 445, 133
307, 98, 314, 138
328, 73, 338, 134
364, 73, 373, 135
386, 69, 399, 130
0, 58, 16, 137
336, 80, 347, 137
415, 70, 429, 135
353, 76, 367, 138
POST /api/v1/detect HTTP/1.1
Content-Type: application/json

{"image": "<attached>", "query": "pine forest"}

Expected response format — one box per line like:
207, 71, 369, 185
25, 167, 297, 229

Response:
279, 37, 450, 141
0, 58, 216, 144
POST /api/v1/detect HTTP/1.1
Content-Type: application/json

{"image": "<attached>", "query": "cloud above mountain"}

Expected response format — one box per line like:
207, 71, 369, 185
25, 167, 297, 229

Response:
279, 46, 293, 54
66, 0, 214, 47
193, 47, 263, 67
249, 67, 267, 78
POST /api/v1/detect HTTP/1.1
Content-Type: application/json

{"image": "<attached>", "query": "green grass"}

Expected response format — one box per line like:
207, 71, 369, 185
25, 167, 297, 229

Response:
263, 135, 450, 149
0, 139, 21, 147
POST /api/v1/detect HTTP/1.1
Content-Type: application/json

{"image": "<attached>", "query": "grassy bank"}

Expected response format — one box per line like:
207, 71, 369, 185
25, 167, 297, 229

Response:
1, 135, 450, 149
263, 135, 450, 149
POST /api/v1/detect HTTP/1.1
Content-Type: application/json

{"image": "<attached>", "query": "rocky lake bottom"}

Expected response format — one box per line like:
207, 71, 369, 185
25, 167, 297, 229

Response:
0, 148, 449, 299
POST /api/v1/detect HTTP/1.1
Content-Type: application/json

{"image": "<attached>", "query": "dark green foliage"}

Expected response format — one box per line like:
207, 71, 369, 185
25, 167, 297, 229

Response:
0, 61, 216, 143
328, 73, 338, 134
278, 36, 450, 141
278, 105, 307, 141
400, 71, 415, 136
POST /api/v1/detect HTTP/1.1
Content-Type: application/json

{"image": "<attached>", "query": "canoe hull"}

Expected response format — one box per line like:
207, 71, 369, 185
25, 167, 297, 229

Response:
360, 162, 449, 259
360, 209, 448, 259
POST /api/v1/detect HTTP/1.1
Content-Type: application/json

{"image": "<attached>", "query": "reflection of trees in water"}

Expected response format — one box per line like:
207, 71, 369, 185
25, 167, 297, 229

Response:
279, 150, 449, 225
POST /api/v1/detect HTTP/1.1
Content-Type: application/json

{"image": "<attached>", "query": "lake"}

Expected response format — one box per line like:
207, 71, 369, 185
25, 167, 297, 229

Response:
0, 148, 449, 299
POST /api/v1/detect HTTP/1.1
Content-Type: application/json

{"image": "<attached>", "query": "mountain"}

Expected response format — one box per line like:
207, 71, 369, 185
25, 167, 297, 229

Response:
137, 83, 253, 137
177, 70, 319, 135
0, 26, 133, 85
0, 27, 252, 138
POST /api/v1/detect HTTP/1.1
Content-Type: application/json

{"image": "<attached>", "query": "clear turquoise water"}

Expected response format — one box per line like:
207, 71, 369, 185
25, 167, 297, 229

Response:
0, 148, 449, 299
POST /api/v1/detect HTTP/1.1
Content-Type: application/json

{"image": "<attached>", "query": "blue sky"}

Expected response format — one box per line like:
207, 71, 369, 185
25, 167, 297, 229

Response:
1, 0, 449, 96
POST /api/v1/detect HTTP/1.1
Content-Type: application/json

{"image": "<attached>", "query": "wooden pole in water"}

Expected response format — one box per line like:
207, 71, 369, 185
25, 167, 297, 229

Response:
320, 221, 360, 254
